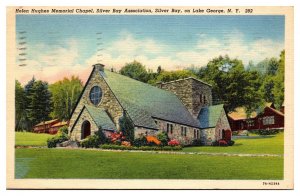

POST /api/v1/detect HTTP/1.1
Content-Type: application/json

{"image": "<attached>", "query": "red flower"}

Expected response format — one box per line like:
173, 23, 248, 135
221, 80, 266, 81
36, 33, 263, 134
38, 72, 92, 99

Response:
168, 139, 180, 146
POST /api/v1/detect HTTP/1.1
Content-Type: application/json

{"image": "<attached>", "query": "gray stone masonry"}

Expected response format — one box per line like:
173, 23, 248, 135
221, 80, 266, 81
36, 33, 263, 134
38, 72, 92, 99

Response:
159, 78, 212, 118
68, 65, 123, 140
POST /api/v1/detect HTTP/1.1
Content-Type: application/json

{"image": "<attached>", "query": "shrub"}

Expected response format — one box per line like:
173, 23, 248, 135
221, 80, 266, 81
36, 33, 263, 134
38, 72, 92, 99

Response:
146, 136, 161, 146
58, 125, 68, 134
156, 131, 169, 146
109, 132, 127, 144
119, 113, 135, 142
249, 129, 282, 135
121, 141, 131, 147
80, 127, 110, 148
218, 139, 228, 147
228, 140, 235, 146
192, 139, 202, 146
168, 139, 180, 146
132, 137, 148, 147
47, 131, 69, 148
80, 135, 100, 148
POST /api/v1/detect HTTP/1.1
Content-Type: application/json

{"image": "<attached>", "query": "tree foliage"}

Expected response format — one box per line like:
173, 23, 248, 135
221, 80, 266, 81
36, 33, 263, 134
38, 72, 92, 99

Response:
119, 61, 149, 82
119, 112, 135, 142
195, 55, 262, 113
20, 77, 52, 130
49, 76, 83, 120
15, 80, 27, 131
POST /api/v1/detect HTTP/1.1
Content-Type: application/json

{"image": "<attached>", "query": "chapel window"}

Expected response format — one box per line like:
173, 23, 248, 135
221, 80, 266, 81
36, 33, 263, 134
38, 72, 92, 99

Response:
89, 86, 102, 105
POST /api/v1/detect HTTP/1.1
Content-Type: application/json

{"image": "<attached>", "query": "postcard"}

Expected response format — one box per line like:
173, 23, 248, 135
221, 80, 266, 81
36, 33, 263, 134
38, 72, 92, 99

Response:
6, 6, 294, 189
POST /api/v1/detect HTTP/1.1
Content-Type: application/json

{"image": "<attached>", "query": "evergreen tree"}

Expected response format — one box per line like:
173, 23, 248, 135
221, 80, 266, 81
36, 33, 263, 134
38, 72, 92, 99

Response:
15, 80, 27, 131
119, 111, 135, 142
25, 79, 52, 128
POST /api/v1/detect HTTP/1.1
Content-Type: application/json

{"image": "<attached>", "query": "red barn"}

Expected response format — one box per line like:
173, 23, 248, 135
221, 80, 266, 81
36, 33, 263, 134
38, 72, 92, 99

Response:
228, 103, 284, 132
255, 104, 284, 130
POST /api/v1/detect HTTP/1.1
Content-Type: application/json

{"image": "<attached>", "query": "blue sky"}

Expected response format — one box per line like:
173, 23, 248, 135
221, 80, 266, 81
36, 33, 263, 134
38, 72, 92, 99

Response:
16, 15, 284, 83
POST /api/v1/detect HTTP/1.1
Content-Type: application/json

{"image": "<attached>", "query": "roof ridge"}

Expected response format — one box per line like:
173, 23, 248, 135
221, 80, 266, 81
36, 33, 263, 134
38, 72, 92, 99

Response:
157, 77, 212, 87
103, 70, 185, 99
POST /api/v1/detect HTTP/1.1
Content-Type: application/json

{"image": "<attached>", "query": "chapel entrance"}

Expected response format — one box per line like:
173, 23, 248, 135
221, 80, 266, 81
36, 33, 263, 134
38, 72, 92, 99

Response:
81, 120, 91, 139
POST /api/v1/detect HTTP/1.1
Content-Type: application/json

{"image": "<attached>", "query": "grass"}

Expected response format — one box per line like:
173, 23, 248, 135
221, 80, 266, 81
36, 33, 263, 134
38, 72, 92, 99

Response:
15, 132, 54, 146
15, 148, 283, 179
183, 133, 284, 155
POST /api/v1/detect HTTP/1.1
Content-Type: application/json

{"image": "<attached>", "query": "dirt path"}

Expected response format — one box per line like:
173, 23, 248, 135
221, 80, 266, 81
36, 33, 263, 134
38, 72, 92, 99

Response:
15, 145, 282, 157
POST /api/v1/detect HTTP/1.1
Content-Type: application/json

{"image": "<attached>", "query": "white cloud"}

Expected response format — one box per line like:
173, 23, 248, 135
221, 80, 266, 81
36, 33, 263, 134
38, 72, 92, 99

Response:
16, 31, 284, 84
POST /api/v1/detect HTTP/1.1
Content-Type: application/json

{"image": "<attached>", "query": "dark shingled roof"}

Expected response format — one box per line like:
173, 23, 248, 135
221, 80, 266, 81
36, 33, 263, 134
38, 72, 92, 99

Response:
100, 70, 200, 129
85, 105, 117, 131
198, 104, 224, 128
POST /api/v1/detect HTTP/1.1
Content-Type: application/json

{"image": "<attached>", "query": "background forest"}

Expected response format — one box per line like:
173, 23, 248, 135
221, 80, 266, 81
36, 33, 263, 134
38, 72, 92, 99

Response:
15, 51, 284, 131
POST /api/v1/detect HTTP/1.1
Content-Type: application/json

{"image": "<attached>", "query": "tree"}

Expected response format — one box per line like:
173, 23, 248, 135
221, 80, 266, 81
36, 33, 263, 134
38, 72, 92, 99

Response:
119, 61, 149, 82
196, 55, 262, 114
27, 80, 52, 126
49, 76, 83, 120
15, 80, 27, 131
157, 66, 162, 74
119, 111, 135, 142
272, 50, 285, 108
149, 69, 196, 84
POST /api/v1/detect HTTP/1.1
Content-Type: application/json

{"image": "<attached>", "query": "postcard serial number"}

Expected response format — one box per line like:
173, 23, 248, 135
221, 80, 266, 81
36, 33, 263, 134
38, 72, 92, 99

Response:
263, 182, 280, 186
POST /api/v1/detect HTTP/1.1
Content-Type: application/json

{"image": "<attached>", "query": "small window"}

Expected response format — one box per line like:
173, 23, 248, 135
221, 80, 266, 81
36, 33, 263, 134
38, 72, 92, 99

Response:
154, 120, 158, 124
167, 123, 173, 134
194, 129, 197, 138
200, 94, 203, 103
184, 127, 187, 136
263, 116, 275, 125
181, 126, 184, 136
203, 95, 206, 104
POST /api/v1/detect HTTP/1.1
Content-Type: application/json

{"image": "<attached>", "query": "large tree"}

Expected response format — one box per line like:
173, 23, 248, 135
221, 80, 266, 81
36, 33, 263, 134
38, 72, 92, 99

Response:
258, 51, 284, 108
147, 69, 196, 85
196, 55, 262, 114
49, 76, 83, 120
272, 50, 285, 108
15, 80, 27, 131
119, 61, 149, 82
24, 78, 52, 129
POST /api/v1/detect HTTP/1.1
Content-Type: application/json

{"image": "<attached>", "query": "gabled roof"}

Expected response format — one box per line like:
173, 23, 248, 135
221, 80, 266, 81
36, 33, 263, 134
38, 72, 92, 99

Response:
101, 70, 200, 129
85, 105, 117, 131
227, 107, 257, 120
34, 119, 59, 127
51, 121, 68, 128
198, 104, 224, 128
265, 106, 284, 116
265, 102, 275, 108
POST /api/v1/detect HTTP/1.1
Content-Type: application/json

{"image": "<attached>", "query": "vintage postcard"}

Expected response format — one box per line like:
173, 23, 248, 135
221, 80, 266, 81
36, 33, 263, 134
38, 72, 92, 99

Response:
6, 6, 294, 189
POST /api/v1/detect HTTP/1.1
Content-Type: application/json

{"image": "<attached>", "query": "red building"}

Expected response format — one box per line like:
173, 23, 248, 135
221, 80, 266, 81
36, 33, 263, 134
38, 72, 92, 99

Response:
228, 103, 284, 132
49, 121, 69, 134
33, 119, 69, 134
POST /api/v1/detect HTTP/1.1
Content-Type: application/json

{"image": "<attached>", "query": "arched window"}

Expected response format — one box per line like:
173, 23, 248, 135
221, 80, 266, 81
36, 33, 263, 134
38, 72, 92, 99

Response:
89, 86, 102, 105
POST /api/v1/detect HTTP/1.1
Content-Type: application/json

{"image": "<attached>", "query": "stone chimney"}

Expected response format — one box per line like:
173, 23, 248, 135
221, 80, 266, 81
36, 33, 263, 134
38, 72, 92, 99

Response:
93, 63, 105, 71
158, 77, 212, 118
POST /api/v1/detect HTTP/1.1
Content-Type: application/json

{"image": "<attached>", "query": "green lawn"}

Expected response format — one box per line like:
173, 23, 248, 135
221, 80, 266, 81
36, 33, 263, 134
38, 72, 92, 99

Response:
15, 132, 54, 146
183, 133, 284, 155
15, 148, 283, 179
